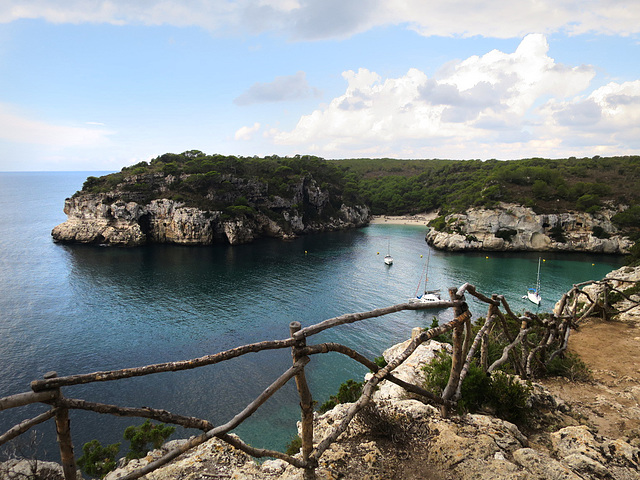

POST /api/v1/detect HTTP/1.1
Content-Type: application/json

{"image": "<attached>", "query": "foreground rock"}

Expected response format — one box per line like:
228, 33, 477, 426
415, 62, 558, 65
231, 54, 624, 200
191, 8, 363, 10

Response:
426, 202, 632, 254
98, 333, 639, 480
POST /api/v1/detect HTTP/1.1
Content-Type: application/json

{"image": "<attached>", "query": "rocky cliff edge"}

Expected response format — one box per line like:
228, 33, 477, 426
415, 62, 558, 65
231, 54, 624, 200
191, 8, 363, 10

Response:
51, 177, 370, 246
426, 203, 633, 254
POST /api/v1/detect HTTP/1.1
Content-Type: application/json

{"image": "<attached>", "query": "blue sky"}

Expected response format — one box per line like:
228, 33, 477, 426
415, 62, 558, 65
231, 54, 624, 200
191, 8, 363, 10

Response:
1, 1, 639, 171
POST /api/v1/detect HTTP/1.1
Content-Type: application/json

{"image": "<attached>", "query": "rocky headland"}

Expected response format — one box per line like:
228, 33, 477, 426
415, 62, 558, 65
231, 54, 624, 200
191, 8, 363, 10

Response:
426, 202, 633, 254
51, 173, 370, 246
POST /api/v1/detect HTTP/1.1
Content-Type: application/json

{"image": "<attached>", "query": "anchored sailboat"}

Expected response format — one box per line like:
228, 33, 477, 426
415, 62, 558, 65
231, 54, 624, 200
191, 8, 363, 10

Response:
409, 249, 441, 303
525, 257, 542, 305
384, 239, 393, 265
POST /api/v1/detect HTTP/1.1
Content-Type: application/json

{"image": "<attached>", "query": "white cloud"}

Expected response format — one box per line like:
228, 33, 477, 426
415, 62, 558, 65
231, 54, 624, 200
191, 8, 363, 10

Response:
234, 71, 319, 106
268, 34, 610, 158
538, 80, 640, 149
235, 122, 261, 141
2, 0, 640, 39
0, 104, 114, 147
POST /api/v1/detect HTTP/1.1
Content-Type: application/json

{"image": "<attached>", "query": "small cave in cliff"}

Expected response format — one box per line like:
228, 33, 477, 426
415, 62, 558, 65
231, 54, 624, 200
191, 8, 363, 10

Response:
138, 214, 152, 236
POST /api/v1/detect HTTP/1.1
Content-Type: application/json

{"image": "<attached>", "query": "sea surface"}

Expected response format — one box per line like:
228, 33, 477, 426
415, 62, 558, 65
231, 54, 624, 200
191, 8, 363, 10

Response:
0, 172, 626, 461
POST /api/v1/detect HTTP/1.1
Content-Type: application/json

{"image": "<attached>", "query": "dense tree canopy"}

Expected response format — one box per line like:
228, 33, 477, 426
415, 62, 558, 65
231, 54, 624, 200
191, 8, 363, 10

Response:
80, 152, 639, 218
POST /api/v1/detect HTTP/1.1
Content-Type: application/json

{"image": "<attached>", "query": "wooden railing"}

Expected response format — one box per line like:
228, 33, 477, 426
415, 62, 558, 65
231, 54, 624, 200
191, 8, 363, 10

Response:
2, 278, 637, 480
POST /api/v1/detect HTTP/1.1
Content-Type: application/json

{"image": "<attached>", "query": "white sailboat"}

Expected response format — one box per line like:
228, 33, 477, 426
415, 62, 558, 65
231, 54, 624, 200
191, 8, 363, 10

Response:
384, 239, 393, 265
409, 250, 441, 303
525, 257, 542, 305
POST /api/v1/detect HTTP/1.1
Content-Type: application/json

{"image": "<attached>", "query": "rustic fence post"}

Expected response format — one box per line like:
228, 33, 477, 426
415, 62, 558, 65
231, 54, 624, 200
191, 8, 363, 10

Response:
45, 371, 77, 480
441, 288, 466, 416
289, 322, 316, 480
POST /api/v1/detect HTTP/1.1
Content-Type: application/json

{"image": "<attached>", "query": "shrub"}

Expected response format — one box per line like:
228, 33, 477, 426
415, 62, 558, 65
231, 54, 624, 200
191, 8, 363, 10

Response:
285, 435, 302, 455
318, 379, 363, 414
78, 439, 121, 478
123, 420, 175, 460
423, 351, 532, 425
425, 317, 453, 344
486, 371, 532, 424
545, 352, 592, 382
374, 356, 388, 368
428, 215, 447, 232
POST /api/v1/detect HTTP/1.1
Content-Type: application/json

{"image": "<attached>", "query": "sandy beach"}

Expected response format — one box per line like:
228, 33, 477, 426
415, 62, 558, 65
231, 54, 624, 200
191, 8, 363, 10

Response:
369, 212, 438, 225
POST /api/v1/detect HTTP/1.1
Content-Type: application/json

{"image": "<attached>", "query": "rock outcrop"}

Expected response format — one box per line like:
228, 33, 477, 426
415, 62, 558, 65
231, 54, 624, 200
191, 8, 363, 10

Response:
51, 175, 370, 246
426, 203, 633, 254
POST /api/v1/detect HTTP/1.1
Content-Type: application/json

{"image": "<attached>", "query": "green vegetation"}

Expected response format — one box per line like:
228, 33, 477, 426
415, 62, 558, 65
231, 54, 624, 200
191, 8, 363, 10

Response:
285, 435, 302, 455
318, 379, 364, 414
123, 419, 175, 461
78, 420, 176, 477
78, 153, 640, 218
77, 439, 121, 479
338, 155, 640, 216
423, 350, 532, 425
544, 352, 592, 382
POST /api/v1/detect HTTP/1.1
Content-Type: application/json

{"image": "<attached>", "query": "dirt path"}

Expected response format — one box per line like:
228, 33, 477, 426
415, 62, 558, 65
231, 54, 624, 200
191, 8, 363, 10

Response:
540, 317, 640, 442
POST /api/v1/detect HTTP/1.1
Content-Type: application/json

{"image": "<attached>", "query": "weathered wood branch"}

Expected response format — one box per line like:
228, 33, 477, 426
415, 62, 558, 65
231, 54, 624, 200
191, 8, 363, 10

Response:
498, 295, 521, 324
309, 312, 468, 463
52, 398, 212, 431
294, 301, 459, 340
289, 322, 315, 480
118, 359, 309, 480
0, 409, 58, 446
217, 433, 302, 465
0, 390, 57, 411
462, 284, 500, 305
488, 325, 531, 373
441, 289, 467, 405
31, 338, 297, 392
455, 315, 497, 400
303, 342, 448, 406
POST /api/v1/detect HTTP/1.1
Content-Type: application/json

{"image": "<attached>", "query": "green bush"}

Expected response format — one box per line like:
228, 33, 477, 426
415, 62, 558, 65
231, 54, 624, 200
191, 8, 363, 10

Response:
77, 439, 121, 478
318, 379, 363, 414
425, 317, 454, 344
123, 420, 175, 460
423, 351, 532, 425
285, 435, 302, 455
428, 215, 447, 232
545, 352, 592, 382
374, 356, 388, 368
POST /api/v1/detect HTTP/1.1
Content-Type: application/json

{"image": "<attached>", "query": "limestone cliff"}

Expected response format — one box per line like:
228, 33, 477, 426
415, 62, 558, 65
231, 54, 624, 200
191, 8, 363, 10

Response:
51, 174, 370, 246
426, 202, 633, 254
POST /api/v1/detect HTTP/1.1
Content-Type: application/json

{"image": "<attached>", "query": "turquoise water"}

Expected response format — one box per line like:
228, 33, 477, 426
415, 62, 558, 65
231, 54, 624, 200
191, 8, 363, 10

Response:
0, 172, 625, 460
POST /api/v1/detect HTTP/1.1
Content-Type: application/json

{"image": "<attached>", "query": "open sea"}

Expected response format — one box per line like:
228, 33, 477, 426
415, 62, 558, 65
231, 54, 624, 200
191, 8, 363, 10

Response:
0, 172, 626, 462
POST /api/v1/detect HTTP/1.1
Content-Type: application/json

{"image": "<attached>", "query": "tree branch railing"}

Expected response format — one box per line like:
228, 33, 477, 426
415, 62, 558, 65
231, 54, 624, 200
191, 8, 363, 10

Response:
1, 278, 638, 480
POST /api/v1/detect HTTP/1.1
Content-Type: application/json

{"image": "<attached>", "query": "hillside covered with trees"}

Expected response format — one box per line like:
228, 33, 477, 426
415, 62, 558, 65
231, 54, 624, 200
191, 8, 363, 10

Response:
75, 152, 639, 253
81, 152, 639, 216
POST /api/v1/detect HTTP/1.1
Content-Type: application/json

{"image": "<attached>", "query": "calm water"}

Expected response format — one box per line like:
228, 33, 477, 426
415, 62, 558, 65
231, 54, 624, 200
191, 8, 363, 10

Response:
0, 172, 625, 460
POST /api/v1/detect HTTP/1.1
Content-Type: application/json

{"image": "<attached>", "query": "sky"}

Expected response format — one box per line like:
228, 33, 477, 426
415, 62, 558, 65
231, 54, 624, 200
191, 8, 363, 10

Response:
1, 1, 640, 171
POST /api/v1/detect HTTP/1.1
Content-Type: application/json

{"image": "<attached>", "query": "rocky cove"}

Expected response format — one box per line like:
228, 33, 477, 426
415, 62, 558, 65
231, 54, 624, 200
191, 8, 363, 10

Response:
426, 203, 634, 254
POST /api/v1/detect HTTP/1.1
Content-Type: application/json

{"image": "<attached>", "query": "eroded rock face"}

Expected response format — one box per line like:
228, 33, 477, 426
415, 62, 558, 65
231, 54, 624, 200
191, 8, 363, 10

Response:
426, 203, 633, 254
51, 182, 370, 247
